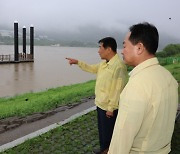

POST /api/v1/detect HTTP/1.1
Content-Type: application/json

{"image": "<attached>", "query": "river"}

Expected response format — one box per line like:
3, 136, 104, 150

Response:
0, 45, 101, 98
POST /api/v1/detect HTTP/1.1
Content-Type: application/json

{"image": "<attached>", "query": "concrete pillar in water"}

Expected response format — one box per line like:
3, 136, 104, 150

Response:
14, 21, 19, 62
23, 26, 26, 55
30, 25, 34, 59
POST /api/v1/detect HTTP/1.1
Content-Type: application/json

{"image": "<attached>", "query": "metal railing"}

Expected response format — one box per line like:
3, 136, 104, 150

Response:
0, 53, 33, 62
0, 54, 13, 61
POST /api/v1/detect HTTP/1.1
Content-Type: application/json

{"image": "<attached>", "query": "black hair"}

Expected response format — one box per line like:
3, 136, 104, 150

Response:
129, 22, 159, 55
98, 37, 117, 52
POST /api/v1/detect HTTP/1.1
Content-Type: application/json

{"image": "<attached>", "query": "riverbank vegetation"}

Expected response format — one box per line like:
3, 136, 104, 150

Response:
0, 80, 95, 119
155, 44, 180, 102
156, 44, 180, 58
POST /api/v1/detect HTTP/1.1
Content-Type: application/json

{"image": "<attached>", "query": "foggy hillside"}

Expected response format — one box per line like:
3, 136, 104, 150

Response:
0, 24, 179, 50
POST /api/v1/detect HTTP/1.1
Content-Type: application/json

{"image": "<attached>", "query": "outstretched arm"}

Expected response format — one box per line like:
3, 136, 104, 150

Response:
66, 58, 78, 65
66, 57, 99, 74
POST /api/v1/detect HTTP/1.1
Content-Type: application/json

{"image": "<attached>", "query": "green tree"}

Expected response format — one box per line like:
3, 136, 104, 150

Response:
156, 44, 180, 57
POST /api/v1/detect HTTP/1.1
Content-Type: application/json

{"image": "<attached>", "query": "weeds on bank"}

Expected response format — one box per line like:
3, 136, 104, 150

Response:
164, 63, 180, 82
0, 80, 95, 119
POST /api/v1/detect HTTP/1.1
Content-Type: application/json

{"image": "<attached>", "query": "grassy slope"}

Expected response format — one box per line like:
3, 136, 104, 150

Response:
164, 63, 180, 103
0, 80, 95, 119
164, 63, 180, 82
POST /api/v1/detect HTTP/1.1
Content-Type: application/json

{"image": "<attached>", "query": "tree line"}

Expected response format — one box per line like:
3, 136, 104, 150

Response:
156, 44, 180, 57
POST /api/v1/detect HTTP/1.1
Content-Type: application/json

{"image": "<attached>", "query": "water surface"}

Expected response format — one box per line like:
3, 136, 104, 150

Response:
0, 45, 100, 97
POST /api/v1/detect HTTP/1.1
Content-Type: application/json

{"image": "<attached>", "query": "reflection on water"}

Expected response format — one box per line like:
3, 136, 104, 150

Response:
12, 62, 35, 95
0, 45, 100, 98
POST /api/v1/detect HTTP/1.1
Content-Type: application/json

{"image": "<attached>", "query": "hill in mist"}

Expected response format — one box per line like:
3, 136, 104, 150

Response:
0, 24, 179, 50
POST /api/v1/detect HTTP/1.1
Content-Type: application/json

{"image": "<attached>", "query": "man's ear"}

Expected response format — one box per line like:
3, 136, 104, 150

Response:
107, 47, 112, 53
136, 42, 144, 55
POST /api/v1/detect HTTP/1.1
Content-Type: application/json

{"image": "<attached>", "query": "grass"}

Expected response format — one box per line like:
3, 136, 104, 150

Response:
158, 57, 180, 66
1, 111, 99, 154
164, 63, 180, 82
164, 63, 180, 103
0, 80, 95, 119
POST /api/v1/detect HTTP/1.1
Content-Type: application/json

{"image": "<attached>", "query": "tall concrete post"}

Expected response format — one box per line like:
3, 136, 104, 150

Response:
14, 21, 19, 62
30, 25, 34, 59
23, 26, 26, 55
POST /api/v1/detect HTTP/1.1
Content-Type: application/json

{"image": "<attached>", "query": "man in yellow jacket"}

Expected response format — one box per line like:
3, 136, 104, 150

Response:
66, 37, 127, 153
108, 22, 178, 154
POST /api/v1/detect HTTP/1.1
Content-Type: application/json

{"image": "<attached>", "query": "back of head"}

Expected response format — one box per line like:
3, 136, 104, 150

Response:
129, 22, 159, 55
98, 37, 117, 53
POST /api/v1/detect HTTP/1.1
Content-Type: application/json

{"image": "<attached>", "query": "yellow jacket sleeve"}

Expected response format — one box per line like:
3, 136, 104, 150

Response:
78, 61, 99, 74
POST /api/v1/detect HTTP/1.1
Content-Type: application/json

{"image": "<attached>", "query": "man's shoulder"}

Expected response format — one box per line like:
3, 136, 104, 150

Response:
115, 58, 126, 68
131, 64, 177, 85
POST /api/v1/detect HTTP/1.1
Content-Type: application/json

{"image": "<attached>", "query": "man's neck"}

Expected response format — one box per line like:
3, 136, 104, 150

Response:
106, 53, 116, 62
135, 54, 155, 66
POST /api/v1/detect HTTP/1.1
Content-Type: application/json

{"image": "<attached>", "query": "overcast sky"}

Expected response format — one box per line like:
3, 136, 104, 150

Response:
0, 0, 180, 41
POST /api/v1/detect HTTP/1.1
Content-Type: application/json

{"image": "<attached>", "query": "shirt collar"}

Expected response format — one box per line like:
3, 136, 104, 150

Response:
129, 57, 159, 77
107, 54, 119, 65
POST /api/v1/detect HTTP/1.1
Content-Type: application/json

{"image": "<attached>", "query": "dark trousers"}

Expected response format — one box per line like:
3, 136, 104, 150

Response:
97, 107, 118, 151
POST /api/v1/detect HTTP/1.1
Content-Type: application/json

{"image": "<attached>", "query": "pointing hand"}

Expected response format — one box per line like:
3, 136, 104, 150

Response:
65, 58, 78, 65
